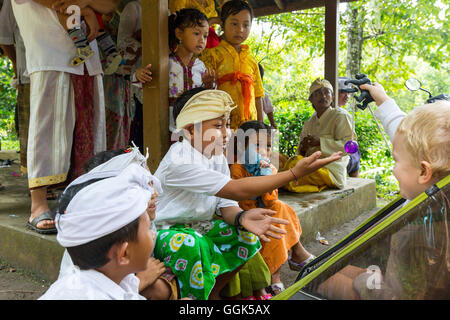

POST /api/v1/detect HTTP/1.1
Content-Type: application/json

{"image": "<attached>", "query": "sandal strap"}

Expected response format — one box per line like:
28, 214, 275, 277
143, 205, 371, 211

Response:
30, 210, 55, 225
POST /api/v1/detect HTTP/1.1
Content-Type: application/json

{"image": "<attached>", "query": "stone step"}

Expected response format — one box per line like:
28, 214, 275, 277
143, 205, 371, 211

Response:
278, 177, 377, 243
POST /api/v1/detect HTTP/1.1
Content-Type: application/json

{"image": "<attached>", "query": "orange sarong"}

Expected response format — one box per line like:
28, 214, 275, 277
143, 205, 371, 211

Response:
218, 71, 254, 121
230, 163, 302, 274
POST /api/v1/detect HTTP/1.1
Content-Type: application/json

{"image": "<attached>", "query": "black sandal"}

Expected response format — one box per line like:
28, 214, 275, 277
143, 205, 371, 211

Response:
26, 211, 57, 234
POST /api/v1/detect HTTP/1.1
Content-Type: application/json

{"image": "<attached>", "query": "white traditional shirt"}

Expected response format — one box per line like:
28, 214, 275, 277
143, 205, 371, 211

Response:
297, 106, 355, 189
39, 267, 145, 300
11, 0, 102, 76
154, 139, 238, 229
0, 0, 29, 84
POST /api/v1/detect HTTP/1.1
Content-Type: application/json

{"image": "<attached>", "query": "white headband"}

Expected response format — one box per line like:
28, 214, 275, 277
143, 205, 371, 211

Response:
56, 164, 154, 247
64, 142, 162, 194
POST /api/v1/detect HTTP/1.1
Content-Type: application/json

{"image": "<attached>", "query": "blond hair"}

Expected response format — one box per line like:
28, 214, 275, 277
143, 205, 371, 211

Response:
396, 100, 450, 179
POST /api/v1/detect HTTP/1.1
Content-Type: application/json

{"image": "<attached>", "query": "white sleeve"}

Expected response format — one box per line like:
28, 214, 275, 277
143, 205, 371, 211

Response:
373, 98, 407, 143
0, 0, 15, 45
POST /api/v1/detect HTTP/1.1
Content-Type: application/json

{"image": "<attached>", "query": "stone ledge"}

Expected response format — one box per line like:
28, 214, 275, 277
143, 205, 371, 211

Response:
278, 177, 377, 243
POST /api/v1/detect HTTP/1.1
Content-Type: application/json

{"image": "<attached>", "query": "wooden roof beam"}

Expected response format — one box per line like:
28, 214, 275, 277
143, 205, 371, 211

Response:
253, 0, 355, 17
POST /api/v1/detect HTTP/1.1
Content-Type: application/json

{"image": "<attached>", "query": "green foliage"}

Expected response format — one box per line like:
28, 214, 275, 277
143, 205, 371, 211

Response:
272, 100, 313, 156
247, 0, 446, 200
0, 57, 17, 145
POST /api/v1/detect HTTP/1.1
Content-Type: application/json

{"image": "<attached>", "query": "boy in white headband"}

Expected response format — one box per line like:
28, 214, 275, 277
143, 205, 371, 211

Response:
39, 164, 157, 300
55, 146, 180, 300
153, 88, 342, 300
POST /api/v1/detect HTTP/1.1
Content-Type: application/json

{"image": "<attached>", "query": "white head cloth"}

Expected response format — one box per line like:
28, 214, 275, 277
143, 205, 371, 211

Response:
175, 89, 237, 130
64, 142, 162, 194
56, 163, 154, 247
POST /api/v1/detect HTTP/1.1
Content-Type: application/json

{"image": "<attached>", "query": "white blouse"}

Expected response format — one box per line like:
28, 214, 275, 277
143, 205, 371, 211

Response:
154, 139, 238, 229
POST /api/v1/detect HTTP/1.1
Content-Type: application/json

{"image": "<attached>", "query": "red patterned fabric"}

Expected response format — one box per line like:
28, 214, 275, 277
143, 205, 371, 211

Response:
68, 72, 96, 181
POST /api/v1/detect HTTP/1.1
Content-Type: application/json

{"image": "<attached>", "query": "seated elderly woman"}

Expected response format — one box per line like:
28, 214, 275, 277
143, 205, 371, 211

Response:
283, 78, 355, 193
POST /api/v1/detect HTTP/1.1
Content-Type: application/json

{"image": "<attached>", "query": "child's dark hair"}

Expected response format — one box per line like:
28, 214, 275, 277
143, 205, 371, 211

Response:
173, 86, 209, 122
220, 0, 254, 23
233, 120, 273, 159
67, 216, 141, 270
169, 8, 208, 52
238, 120, 273, 147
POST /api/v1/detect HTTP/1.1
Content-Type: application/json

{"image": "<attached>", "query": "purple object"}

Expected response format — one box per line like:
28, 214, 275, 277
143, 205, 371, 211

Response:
345, 140, 359, 154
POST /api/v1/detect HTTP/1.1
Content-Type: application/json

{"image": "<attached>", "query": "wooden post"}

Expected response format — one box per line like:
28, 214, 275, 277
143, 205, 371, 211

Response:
324, 0, 339, 107
141, 0, 170, 172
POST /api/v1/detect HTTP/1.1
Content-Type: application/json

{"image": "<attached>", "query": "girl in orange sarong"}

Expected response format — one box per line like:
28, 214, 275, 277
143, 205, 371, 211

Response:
232, 121, 316, 295
200, 0, 264, 130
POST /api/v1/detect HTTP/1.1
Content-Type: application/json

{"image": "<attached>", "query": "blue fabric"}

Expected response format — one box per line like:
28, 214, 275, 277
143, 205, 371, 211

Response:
346, 149, 361, 175
243, 144, 272, 177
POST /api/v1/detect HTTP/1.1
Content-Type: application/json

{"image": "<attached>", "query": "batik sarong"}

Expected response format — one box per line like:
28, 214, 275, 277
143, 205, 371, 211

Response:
154, 219, 261, 300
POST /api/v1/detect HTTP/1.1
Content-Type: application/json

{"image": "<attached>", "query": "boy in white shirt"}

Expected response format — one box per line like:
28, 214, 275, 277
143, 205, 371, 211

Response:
39, 164, 158, 300
153, 87, 342, 300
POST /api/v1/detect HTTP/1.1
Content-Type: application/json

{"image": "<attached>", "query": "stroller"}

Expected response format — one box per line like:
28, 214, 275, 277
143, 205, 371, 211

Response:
274, 174, 450, 300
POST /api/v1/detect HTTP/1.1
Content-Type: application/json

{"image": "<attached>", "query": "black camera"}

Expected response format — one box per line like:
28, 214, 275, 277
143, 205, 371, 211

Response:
344, 73, 375, 110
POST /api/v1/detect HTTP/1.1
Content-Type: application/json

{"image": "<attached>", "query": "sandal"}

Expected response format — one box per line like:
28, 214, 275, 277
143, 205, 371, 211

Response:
288, 254, 316, 271
70, 46, 95, 67
103, 52, 123, 75
267, 282, 285, 296
26, 210, 57, 235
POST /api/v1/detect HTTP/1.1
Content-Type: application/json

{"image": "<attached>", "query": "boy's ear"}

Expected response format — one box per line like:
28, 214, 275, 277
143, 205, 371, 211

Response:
114, 242, 130, 266
418, 161, 433, 185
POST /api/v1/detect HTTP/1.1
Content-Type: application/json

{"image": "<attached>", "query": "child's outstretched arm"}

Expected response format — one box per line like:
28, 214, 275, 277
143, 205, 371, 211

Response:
360, 82, 406, 142
217, 151, 342, 201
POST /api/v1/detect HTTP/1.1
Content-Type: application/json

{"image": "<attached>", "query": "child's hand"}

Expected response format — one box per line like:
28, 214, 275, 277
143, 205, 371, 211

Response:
240, 208, 289, 243
136, 64, 153, 83
136, 257, 166, 288
293, 151, 342, 179
302, 135, 320, 147
202, 68, 216, 89
360, 82, 390, 106
259, 159, 270, 168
